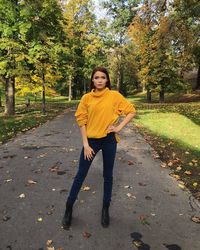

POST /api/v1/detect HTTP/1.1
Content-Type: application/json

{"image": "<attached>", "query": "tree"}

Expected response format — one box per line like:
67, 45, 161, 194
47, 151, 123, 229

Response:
20, 0, 65, 113
0, 0, 25, 115
102, 0, 139, 94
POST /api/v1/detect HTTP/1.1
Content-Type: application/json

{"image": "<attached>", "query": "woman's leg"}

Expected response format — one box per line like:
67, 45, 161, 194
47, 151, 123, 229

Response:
67, 139, 101, 205
101, 133, 117, 206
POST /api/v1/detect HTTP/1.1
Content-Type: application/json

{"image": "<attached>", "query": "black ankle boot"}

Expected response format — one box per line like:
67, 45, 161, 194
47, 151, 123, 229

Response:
62, 201, 73, 229
101, 204, 110, 227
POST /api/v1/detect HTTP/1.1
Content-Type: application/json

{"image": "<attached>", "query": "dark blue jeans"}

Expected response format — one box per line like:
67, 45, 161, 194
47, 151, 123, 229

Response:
67, 132, 117, 207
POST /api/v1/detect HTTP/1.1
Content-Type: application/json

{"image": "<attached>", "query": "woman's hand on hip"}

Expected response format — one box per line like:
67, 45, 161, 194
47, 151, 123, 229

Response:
107, 125, 121, 133
83, 145, 95, 161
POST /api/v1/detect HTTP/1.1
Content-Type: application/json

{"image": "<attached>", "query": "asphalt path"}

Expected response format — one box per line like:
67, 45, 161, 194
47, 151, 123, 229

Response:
0, 108, 199, 250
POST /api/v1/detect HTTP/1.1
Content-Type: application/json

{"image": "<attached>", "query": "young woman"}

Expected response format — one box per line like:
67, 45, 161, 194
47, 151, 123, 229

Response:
62, 66, 136, 229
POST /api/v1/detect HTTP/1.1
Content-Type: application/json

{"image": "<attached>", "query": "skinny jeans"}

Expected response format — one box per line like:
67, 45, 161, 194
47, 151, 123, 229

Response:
67, 132, 117, 207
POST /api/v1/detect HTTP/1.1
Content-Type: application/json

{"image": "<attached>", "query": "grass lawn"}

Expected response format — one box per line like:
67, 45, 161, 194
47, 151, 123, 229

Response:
129, 92, 200, 199
0, 96, 78, 144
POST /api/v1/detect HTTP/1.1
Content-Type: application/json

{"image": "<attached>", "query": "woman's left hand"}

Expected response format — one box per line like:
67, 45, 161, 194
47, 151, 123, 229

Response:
107, 125, 121, 133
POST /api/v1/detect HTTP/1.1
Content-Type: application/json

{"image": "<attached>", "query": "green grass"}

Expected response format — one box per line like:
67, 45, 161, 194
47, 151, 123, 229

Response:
132, 102, 200, 198
0, 96, 79, 144
135, 110, 200, 152
128, 90, 200, 104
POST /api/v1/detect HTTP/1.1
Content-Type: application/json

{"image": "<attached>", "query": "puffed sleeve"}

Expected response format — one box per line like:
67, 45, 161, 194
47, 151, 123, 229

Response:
117, 92, 136, 116
74, 95, 88, 127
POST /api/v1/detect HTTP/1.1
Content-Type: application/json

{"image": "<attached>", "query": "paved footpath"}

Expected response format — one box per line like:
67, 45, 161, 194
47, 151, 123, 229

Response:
0, 108, 200, 250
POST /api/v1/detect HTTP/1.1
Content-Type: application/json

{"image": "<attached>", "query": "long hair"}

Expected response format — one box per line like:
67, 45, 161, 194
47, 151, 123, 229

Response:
89, 66, 111, 91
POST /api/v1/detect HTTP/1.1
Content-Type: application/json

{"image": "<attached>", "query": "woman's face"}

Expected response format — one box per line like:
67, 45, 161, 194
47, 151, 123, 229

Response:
92, 71, 108, 90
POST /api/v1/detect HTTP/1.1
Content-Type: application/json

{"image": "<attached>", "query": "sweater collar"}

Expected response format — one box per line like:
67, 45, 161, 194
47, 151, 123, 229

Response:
91, 87, 109, 97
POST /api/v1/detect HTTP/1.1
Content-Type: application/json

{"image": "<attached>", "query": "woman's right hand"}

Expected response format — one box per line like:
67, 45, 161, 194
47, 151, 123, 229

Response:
84, 145, 95, 161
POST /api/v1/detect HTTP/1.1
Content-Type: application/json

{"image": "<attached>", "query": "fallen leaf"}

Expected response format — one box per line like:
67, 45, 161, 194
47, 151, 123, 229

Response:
160, 163, 167, 168
18, 193, 25, 198
178, 183, 185, 189
3, 215, 11, 221
139, 215, 150, 225
184, 170, 192, 175
145, 196, 152, 200
37, 153, 47, 158
57, 170, 66, 175
82, 231, 91, 238
152, 153, 160, 159
193, 182, 198, 187
170, 173, 180, 180
128, 160, 134, 165
138, 182, 147, 186
49, 166, 59, 172
167, 161, 173, 167
4, 179, 13, 183
47, 247, 55, 250
126, 193, 132, 197
25, 179, 37, 186
191, 215, 200, 223
176, 166, 182, 171
132, 240, 142, 247
37, 217, 43, 222
46, 240, 53, 246
191, 159, 198, 163
82, 186, 91, 191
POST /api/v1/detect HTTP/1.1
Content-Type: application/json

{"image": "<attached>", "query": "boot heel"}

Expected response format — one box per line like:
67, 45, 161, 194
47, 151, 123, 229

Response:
101, 205, 110, 227
62, 201, 73, 229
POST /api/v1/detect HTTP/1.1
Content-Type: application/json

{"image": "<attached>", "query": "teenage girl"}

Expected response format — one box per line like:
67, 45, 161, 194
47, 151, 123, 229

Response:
62, 66, 136, 229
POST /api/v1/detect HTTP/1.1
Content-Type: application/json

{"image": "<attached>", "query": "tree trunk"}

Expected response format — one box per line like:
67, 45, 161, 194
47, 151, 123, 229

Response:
196, 64, 200, 90
159, 89, 165, 102
68, 74, 72, 101
116, 67, 120, 91
5, 77, 15, 115
147, 89, 151, 102
42, 71, 46, 114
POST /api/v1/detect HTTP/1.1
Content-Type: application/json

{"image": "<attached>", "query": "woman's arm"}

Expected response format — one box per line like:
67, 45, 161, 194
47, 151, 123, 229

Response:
107, 112, 136, 133
80, 125, 89, 147
79, 125, 95, 161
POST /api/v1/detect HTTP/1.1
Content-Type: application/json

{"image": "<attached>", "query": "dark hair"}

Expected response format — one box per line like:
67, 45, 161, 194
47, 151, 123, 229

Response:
90, 66, 111, 91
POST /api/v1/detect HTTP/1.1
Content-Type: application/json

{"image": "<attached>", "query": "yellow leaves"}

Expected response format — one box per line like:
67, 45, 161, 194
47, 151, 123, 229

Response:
126, 193, 136, 199
184, 170, 192, 175
188, 159, 198, 167
18, 193, 25, 198
178, 183, 185, 189
170, 173, 181, 180
132, 240, 142, 248
81, 185, 91, 191
25, 179, 37, 186
193, 182, 198, 187
82, 231, 92, 238
191, 215, 200, 224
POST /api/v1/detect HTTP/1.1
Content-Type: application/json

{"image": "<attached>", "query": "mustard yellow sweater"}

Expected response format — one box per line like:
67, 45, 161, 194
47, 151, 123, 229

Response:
74, 87, 136, 143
